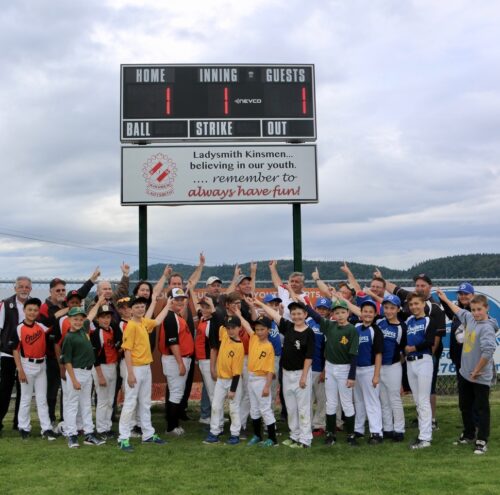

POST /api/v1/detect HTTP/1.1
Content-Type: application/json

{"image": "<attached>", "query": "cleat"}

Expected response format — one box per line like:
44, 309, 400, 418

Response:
19, 429, 30, 440
68, 435, 79, 448
203, 433, 221, 445
143, 434, 166, 444
473, 440, 487, 455
166, 427, 185, 437
453, 433, 475, 446
383, 431, 394, 440
392, 432, 405, 442
247, 435, 262, 446
432, 419, 439, 431
130, 426, 142, 438
324, 434, 336, 446
119, 439, 134, 452
282, 438, 298, 447
226, 435, 240, 445
290, 442, 310, 449
199, 417, 211, 425
84, 433, 106, 446
42, 430, 58, 441
410, 439, 431, 450
354, 432, 365, 439
368, 433, 383, 445
239, 429, 248, 440
312, 428, 325, 437
347, 434, 358, 447
260, 438, 278, 447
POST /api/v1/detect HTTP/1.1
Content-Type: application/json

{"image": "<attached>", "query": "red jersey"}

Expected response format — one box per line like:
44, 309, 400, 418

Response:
14, 321, 50, 359
159, 311, 194, 357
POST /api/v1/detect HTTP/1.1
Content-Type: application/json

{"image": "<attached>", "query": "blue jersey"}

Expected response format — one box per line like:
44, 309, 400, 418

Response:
376, 318, 405, 365
306, 316, 326, 372
405, 316, 436, 357
355, 323, 384, 367
268, 321, 282, 357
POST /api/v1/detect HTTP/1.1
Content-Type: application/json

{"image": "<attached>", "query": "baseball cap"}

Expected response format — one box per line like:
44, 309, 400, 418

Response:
171, 288, 188, 299
382, 294, 401, 307
24, 297, 41, 308
97, 304, 113, 316
68, 307, 87, 317
236, 274, 252, 285
66, 290, 83, 302
128, 296, 149, 307
287, 301, 307, 312
116, 296, 131, 307
49, 278, 66, 289
332, 300, 349, 311
457, 282, 474, 295
206, 276, 222, 286
254, 316, 273, 329
413, 273, 432, 285
315, 297, 332, 309
360, 298, 377, 310
225, 316, 241, 328
263, 294, 282, 304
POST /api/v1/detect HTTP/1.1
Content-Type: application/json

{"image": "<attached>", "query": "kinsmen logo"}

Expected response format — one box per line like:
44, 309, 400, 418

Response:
142, 153, 177, 198
340, 336, 349, 345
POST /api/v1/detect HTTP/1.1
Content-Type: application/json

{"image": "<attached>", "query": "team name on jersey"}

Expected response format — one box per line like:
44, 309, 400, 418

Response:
359, 335, 370, 344
25, 329, 43, 345
382, 329, 397, 339
407, 323, 425, 336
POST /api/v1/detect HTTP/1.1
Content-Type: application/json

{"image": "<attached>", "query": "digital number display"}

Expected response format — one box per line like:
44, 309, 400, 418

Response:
120, 64, 316, 142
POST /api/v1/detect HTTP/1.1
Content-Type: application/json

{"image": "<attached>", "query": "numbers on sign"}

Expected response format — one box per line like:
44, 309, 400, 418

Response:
165, 86, 172, 115
224, 87, 229, 115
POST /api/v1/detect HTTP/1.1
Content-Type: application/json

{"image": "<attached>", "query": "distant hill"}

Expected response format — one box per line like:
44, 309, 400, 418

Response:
130, 253, 500, 285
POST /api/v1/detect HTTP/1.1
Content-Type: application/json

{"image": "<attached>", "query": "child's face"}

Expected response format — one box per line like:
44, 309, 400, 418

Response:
226, 325, 240, 338
131, 303, 146, 318
268, 301, 281, 311
361, 305, 376, 325
333, 308, 348, 323
199, 302, 212, 318
470, 302, 488, 321
316, 307, 330, 318
172, 297, 187, 313
118, 305, 132, 320
24, 304, 40, 322
67, 298, 82, 309
255, 324, 269, 340
290, 308, 307, 325
98, 314, 112, 328
408, 298, 425, 316
69, 314, 85, 330
382, 303, 398, 320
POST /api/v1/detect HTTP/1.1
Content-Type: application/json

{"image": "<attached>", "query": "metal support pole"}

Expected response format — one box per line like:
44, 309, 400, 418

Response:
292, 203, 303, 272
139, 205, 148, 280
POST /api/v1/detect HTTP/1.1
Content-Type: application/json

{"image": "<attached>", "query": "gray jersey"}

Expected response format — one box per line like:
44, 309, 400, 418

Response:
457, 309, 498, 387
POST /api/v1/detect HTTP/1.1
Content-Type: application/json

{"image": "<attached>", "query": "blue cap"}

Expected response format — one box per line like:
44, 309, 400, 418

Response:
315, 297, 332, 309
263, 294, 282, 304
360, 298, 377, 310
457, 282, 474, 295
382, 294, 401, 307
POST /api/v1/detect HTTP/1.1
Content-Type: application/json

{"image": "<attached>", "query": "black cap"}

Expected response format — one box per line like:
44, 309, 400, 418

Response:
97, 304, 114, 316
287, 301, 307, 312
128, 296, 149, 307
225, 316, 241, 328
254, 316, 273, 329
24, 297, 42, 308
49, 278, 66, 288
413, 273, 432, 285
66, 290, 83, 302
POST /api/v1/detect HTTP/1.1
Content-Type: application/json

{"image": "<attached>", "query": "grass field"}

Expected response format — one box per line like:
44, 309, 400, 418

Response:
0, 393, 499, 495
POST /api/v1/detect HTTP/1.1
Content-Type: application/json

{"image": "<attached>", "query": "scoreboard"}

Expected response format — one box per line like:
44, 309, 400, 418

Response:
120, 64, 316, 142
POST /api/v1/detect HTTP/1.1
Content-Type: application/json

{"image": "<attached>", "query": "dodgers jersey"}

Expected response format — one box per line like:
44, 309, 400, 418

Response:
376, 318, 406, 365
355, 323, 384, 367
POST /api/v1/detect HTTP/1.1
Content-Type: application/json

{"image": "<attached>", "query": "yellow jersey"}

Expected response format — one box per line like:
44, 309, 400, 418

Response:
121, 317, 156, 366
217, 327, 244, 379
248, 334, 275, 376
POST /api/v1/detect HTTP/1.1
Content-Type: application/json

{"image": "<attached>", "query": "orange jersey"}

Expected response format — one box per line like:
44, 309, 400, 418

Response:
159, 311, 194, 357
14, 321, 50, 359
248, 334, 275, 376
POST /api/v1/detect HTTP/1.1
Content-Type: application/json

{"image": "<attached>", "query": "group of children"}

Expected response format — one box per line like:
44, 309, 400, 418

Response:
6, 267, 498, 456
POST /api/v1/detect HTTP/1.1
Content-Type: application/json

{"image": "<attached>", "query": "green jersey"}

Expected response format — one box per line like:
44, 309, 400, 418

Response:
319, 319, 358, 364
61, 324, 95, 369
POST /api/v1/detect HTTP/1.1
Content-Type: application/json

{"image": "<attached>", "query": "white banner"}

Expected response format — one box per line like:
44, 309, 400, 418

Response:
121, 144, 318, 205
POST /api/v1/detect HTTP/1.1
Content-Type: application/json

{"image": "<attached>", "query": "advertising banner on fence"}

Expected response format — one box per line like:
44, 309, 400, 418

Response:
121, 144, 318, 205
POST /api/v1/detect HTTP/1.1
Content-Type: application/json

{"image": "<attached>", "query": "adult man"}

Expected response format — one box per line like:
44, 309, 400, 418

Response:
374, 270, 446, 429
0, 276, 32, 431
39, 268, 100, 428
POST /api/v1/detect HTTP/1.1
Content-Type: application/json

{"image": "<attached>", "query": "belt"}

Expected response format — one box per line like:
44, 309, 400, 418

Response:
407, 355, 424, 362
76, 365, 93, 370
28, 358, 45, 364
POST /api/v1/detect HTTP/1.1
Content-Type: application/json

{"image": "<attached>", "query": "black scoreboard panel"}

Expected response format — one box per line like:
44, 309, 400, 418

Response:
120, 64, 316, 142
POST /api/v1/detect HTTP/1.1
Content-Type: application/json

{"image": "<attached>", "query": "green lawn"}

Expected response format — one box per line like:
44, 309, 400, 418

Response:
0, 392, 498, 495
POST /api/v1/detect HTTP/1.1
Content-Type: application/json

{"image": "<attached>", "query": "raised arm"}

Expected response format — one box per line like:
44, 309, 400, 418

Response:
311, 267, 332, 298
373, 268, 397, 294
253, 298, 281, 325
435, 289, 461, 315
226, 264, 241, 294
233, 308, 254, 337
340, 262, 362, 294
268, 260, 283, 290
154, 297, 174, 326
87, 295, 106, 322
332, 289, 361, 317
187, 252, 205, 290
250, 261, 257, 293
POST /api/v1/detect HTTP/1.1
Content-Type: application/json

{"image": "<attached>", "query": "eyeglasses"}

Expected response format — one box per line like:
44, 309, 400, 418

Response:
54, 289, 66, 293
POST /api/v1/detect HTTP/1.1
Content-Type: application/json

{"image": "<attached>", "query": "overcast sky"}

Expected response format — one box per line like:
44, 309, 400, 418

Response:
0, 0, 499, 280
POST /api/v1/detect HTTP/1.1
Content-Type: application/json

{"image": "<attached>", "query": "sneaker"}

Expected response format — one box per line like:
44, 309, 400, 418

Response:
410, 439, 431, 450
104, 430, 116, 440
432, 419, 439, 431
260, 438, 278, 447
392, 432, 405, 442
19, 429, 30, 440
347, 434, 358, 447
324, 434, 336, 446
143, 434, 166, 444
166, 427, 185, 437
203, 432, 220, 445
473, 440, 487, 455
119, 439, 134, 452
383, 431, 394, 440
239, 429, 248, 440
199, 417, 211, 425
354, 432, 365, 439
368, 433, 383, 445
290, 442, 310, 449
130, 426, 142, 438
453, 433, 475, 446
42, 430, 58, 441
84, 433, 106, 446
247, 435, 262, 446
226, 435, 240, 445
282, 438, 298, 447
312, 428, 325, 437
68, 435, 79, 448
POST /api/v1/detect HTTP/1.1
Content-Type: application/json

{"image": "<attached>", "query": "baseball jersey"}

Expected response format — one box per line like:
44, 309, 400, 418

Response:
355, 323, 384, 367
319, 319, 359, 364
121, 317, 156, 366
91, 326, 120, 365
248, 334, 275, 376
159, 311, 194, 357
306, 316, 326, 372
61, 329, 95, 368
278, 318, 315, 371
216, 327, 244, 379
13, 321, 50, 359
405, 315, 437, 358
195, 314, 220, 361
376, 317, 406, 365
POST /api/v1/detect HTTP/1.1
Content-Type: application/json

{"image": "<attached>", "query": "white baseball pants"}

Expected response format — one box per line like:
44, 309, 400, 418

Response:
120, 359, 140, 428
380, 362, 405, 433
270, 355, 280, 406
354, 365, 383, 435
59, 376, 82, 435
18, 359, 52, 433
92, 363, 118, 433
161, 355, 191, 404
209, 377, 242, 437
248, 373, 275, 425
311, 370, 326, 429
65, 368, 94, 437
118, 364, 155, 441
325, 362, 355, 417
407, 355, 433, 442
283, 368, 313, 446
198, 359, 216, 403
239, 356, 250, 428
